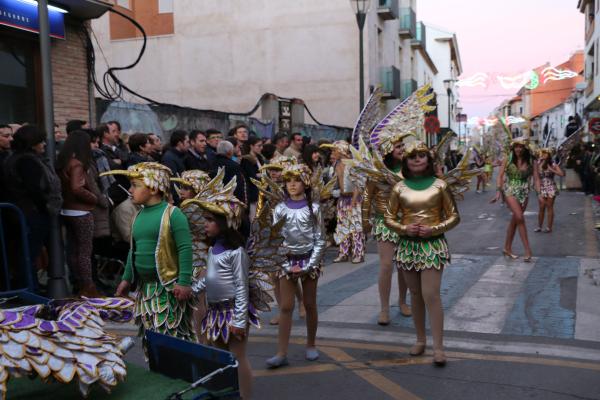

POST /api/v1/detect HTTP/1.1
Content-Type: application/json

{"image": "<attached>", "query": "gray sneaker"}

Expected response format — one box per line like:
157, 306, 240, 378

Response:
266, 355, 289, 369
305, 348, 319, 361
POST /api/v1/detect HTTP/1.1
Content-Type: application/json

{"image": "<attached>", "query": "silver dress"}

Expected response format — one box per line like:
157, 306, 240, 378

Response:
273, 201, 326, 278
201, 246, 258, 343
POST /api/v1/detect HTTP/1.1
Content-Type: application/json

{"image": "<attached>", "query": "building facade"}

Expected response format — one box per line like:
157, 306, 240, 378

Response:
0, 0, 110, 131
91, 0, 455, 130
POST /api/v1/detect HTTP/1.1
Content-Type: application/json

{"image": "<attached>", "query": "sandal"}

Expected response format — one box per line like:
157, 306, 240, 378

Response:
409, 342, 426, 356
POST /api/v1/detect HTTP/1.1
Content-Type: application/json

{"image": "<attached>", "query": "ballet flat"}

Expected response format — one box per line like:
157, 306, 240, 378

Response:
502, 250, 518, 259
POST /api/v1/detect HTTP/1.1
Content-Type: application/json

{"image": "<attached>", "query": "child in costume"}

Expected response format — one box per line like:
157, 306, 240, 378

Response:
321, 140, 365, 263
265, 164, 326, 368
185, 171, 284, 400
385, 142, 460, 366
535, 148, 564, 233
171, 169, 212, 340
105, 162, 196, 342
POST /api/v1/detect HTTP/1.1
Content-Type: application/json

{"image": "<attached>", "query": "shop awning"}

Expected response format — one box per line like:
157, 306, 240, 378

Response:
53, 0, 112, 20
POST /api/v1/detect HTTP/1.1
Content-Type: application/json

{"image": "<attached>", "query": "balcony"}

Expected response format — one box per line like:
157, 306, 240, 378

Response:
377, 0, 399, 21
411, 21, 426, 49
400, 79, 418, 100
380, 66, 401, 99
399, 7, 416, 38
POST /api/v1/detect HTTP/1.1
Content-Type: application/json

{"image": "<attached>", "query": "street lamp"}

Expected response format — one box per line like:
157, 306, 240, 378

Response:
350, 0, 371, 110
443, 79, 453, 132
456, 105, 463, 145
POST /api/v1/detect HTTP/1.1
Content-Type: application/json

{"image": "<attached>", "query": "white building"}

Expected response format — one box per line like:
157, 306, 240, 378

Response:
425, 25, 463, 139
579, 0, 600, 113
91, 0, 452, 130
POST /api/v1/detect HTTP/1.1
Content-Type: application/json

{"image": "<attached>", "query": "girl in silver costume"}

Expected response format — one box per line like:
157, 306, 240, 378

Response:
266, 164, 326, 368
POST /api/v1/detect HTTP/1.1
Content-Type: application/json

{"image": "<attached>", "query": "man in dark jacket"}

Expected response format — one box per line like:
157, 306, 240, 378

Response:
184, 130, 213, 172
161, 130, 189, 176
210, 140, 247, 205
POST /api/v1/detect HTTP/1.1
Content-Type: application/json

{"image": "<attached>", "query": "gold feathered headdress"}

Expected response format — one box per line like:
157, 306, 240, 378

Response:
179, 168, 245, 229
261, 155, 298, 172
281, 163, 312, 187
171, 170, 211, 193
402, 141, 431, 158
100, 162, 172, 194
319, 140, 351, 158
370, 84, 435, 155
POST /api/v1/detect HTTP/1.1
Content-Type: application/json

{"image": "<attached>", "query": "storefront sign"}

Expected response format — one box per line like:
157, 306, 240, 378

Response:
0, 0, 66, 39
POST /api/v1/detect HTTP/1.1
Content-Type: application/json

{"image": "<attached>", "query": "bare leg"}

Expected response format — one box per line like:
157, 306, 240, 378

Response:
547, 197, 555, 231
227, 334, 253, 399
376, 241, 394, 315
270, 273, 281, 325
537, 198, 545, 229
504, 214, 518, 253
402, 269, 426, 351
420, 268, 444, 353
301, 277, 319, 348
275, 277, 296, 357
506, 196, 532, 258
295, 281, 305, 318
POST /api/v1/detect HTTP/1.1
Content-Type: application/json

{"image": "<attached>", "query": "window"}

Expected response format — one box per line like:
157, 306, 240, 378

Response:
158, 0, 174, 14
116, 0, 130, 9
0, 39, 37, 124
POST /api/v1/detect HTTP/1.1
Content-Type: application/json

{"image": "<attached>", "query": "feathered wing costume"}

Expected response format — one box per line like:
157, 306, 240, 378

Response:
0, 297, 134, 399
181, 174, 285, 344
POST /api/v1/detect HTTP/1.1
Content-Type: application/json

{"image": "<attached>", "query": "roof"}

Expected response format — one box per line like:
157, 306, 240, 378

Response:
54, 0, 112, 20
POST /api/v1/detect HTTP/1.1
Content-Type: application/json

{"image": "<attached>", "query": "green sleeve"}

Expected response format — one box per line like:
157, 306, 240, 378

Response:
170, 207, 193, 286
122, 250, 133, 282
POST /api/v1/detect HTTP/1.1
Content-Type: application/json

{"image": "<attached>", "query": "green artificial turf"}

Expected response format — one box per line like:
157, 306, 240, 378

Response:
5, 362, 201, 400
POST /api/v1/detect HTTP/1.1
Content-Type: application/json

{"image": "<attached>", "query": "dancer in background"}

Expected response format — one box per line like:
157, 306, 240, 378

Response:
535, 148, 564, 233
491, 138, 540, 261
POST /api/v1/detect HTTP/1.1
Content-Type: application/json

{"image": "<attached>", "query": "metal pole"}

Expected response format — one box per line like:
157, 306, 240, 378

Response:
357, 12, 367, 111
38, 0, 68, 299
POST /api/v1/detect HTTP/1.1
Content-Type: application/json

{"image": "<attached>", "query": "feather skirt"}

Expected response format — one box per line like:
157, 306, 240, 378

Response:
372, 215, 400, 244
134, 281, 197, 342
200, 301, 260, 344
395, 236, 450, 272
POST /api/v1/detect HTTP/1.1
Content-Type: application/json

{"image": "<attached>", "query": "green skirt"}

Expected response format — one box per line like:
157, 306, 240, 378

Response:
395, 236, 450, 271
134, 280, 197, 342
372, 215, 400, 244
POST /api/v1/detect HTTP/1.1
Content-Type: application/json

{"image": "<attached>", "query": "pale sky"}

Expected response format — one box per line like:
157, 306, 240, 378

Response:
417, 0, 584, 119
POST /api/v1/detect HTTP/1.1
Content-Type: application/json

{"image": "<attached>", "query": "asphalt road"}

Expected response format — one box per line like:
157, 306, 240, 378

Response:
112, 184, 600, 400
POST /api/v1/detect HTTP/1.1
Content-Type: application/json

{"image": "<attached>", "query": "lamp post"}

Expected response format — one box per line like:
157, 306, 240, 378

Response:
456, 105, 463, 145
350, 0, 371, 110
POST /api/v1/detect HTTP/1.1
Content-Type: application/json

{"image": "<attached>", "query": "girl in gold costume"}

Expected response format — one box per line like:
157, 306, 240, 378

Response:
385, 142, 460, 366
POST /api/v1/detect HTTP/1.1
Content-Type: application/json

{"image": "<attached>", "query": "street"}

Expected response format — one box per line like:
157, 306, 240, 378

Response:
114, 186, 600, 400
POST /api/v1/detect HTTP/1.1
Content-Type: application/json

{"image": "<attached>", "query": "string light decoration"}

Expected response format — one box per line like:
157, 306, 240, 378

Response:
458, 64, 578, 90
541, 67, 579, 83
456, 72, 489, 88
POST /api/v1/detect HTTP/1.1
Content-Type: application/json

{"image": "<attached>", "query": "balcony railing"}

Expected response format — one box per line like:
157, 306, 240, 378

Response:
400, 79, 418, 100
399, 7, 416, 38
377, 0, 399, 20
411, 21, 426, 49
380, 66, 401, 99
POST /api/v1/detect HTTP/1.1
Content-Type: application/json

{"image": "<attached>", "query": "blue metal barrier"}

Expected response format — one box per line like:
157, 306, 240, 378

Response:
0, 202, 47, 303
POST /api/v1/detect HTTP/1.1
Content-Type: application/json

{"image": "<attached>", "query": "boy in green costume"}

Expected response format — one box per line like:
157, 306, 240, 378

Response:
103, 162, 196, 341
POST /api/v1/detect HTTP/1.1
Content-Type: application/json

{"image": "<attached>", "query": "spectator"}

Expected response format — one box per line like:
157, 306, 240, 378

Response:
261, 143, 277, 162
4, 125, 63, 288
302, 144, 323, 173
66, 119, 88, 135
583, 144, 595, 195
184, 130, 213, 172
99, 123, 127, 169
56, 131, 100, 297
231, 124, 250, 152
127, 133, 153, 167
565, 116, 580, 138
273, 132, 289, 157
211, 140, 247, 205
227, 137, 242, 163
162, 130, 189, 176
283, 132, 304, 160
206, 129, 223, 155
147, 133, 163, 161
240, 136, 265, 219
0, 124, 13, 199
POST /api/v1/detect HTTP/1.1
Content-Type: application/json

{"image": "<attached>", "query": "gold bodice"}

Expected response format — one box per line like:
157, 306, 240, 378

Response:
384, 178, 459, 237
362, 181, 392, 221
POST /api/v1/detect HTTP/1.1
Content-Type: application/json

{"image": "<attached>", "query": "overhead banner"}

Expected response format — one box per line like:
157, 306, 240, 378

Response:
0, 0, 66, 39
